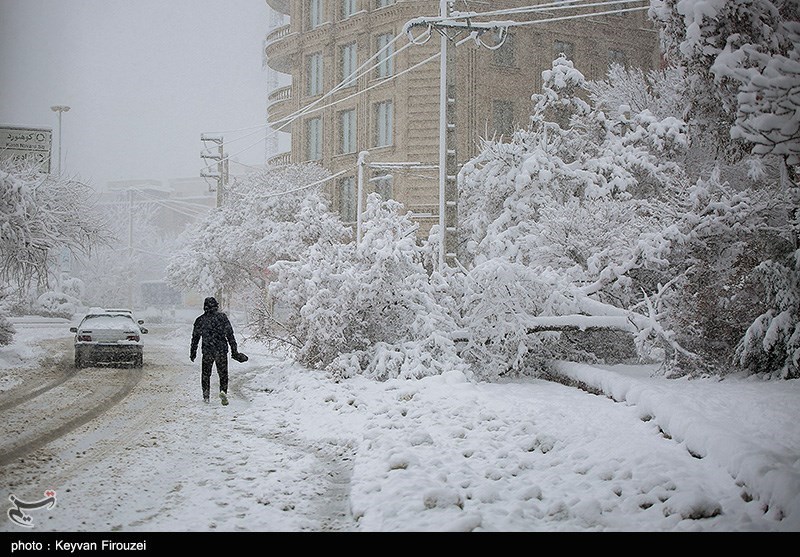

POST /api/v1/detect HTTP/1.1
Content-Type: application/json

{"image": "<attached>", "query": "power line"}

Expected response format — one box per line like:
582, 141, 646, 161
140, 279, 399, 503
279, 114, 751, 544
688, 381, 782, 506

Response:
204, 3, 649, 174
450, 0, 645, 19
504, 5, 650, 27
201, 32, 427, 174
257, 167, 353, 200
200, 31, 417, 171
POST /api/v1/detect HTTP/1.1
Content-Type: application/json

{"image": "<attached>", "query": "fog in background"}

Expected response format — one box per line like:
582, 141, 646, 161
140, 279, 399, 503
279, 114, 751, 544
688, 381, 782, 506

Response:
0, 0, 270, 190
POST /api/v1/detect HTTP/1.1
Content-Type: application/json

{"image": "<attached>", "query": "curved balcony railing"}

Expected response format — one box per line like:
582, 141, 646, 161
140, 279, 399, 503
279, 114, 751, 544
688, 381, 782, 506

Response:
267, 85, 294, 126
268, 85, 292, 104
267, 151, 292, 167
265, 24, 291, 45
264, 24, 296, 72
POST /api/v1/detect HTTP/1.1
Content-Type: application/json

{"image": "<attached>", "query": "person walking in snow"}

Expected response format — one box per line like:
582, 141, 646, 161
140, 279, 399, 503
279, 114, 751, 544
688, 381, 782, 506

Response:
190, 296, 239, 405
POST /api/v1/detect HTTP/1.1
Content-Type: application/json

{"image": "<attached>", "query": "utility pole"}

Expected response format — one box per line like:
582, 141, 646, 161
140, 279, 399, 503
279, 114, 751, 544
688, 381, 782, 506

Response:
50, 105, 70, 175
201, 134, 227, 305
357, 151, 369, 243
406, 5, 510, 270
128, 188, 134, 309
438, 0, 458, 271
201, 134, 226, 208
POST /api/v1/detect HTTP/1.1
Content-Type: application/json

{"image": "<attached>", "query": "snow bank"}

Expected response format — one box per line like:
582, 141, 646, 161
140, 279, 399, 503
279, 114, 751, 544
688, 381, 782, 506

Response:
549, 361, 800, 529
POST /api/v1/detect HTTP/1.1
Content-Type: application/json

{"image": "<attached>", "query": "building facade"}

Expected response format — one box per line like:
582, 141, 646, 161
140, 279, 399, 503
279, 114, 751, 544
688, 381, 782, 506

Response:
264, 0, 661, 234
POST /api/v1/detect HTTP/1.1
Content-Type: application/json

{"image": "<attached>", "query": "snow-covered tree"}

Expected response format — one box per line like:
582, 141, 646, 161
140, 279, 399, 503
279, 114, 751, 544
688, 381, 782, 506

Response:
0, 158, 108, 343
457, 57, 692, 375
456, 52, 799, 379
71, 201, 164, 308
650, 0, 800, 166
270, 194, 465, 380
0, 285, 15, 346
735, 250, 800, 378
167, 164, 350, 321
647, 0, 800, 376
0, 157, 107, 291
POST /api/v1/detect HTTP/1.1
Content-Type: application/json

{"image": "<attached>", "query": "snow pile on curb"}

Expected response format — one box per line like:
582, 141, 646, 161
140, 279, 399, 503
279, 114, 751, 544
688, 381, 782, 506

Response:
549, 361, 800, 530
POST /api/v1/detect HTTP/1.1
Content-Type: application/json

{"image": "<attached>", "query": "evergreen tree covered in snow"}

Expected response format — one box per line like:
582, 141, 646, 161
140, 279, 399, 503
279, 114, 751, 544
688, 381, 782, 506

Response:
270, 194, 464, 380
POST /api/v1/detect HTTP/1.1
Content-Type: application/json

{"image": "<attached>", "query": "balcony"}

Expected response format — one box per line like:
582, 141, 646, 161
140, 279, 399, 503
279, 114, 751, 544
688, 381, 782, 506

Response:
264, 24, 298, 73
267, 85, 293, 126
264, 0, 290, 15
267, 151, 292, 167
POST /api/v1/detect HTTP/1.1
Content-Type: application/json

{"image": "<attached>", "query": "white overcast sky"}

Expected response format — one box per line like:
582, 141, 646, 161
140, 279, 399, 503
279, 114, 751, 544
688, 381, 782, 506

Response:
0, 0, 270, 189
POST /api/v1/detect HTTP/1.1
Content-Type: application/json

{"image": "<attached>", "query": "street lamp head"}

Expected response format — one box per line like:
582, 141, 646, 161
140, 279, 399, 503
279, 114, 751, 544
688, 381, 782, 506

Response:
50, 105, 71, 112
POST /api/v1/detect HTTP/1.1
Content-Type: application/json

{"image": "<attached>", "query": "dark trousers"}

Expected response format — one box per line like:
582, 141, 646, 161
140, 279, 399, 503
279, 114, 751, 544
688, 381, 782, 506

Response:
201, 352, 228, 395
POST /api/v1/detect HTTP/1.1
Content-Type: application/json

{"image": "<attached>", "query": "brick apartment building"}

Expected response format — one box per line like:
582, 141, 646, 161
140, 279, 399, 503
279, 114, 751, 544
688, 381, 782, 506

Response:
264, 0, 660, 235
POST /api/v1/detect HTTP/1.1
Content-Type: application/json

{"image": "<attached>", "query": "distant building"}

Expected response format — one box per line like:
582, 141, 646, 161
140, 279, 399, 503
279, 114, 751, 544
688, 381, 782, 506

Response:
264, 0, 660, 236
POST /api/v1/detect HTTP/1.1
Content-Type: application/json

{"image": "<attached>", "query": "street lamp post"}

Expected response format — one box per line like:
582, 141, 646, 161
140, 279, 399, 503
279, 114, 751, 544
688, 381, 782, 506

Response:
50, 105, 70, 175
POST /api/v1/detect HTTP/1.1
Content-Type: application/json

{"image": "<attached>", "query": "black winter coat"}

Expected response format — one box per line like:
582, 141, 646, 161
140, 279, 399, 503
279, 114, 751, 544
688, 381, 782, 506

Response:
191, 309, 238, 356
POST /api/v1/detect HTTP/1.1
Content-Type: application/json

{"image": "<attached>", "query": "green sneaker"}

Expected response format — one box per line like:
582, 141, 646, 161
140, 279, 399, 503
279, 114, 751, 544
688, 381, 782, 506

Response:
220, 391, 228, 406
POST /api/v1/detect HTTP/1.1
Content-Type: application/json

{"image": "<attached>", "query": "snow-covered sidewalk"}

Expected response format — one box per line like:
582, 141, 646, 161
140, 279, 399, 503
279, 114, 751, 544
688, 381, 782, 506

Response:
548, 361, 800, 529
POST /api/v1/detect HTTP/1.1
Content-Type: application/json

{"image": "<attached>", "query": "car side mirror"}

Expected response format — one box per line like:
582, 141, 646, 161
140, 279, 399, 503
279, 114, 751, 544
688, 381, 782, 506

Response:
138, 320, 144, 325
70, 327, 78, 333
140, 328, 148, 334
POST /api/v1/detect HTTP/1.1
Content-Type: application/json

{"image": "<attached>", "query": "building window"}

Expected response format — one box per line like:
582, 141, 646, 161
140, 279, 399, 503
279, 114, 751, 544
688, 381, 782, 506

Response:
373, 173, 393, 200
553, 40, 574, 61
307, 52, 324, 96
340, 42, 358, 87
493, 33, 515, 67
493, 100, 515, 137
374, 100, 393, 147
339, 176, 357, 223
375, 0, 395, 8
306, 117, 323, 161
339, 109, 356, 154
376, 33, 394, 78
341, 0, 357, 19
309, 0, 324, 28
608, 49, 627, 67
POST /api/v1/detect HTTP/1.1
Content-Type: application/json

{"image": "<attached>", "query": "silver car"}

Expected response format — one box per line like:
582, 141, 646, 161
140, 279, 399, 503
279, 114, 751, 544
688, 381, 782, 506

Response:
70, 312, 148, 369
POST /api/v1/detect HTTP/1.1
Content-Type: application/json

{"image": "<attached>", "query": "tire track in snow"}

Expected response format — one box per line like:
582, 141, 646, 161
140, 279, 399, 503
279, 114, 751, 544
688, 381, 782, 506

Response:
0, 338, 77, 413
0, 366, 143, 467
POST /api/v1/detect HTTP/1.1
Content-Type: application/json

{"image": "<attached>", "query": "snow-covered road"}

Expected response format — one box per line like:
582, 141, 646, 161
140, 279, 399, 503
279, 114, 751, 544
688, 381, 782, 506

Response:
1, 319, 798, 532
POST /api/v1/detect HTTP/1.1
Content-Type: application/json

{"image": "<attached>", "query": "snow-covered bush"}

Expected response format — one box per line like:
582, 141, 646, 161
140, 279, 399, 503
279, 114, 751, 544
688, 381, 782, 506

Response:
33, 291, 79, 319
270, 194, 465, 380
646, 1, 800, 376
457, 260, 560, 379
736, 250, 800, 378
60, 277, 85, 302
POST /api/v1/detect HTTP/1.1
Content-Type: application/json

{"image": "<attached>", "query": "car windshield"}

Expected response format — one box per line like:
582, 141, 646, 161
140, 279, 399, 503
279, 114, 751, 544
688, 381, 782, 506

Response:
81, 315, 138, 329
